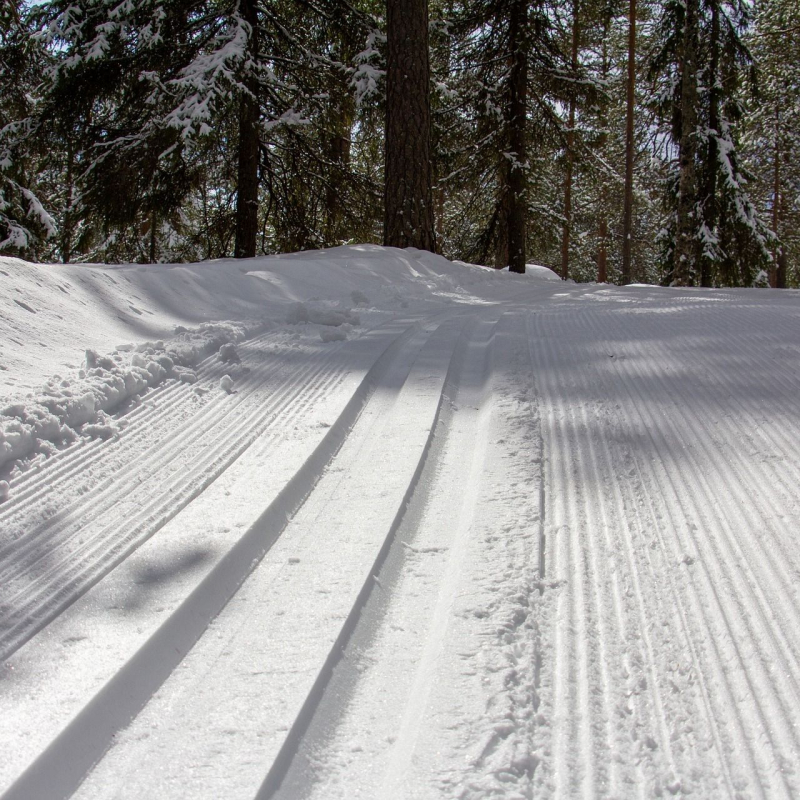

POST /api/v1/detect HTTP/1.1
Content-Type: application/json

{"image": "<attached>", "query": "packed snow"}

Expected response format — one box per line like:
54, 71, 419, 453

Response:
1, 245, 800, 799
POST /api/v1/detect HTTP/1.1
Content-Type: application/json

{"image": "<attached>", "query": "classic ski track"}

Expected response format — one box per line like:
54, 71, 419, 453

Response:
2, 314, 445, 800
0, 318, 421, 659
63, 314, 466, 800
264, 310, 500, 799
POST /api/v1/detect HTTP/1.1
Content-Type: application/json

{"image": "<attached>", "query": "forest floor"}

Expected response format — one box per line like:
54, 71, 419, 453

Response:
1, 246, 800, 799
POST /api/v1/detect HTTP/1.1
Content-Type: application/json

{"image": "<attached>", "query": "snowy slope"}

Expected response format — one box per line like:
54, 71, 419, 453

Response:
1, 246, 800, 799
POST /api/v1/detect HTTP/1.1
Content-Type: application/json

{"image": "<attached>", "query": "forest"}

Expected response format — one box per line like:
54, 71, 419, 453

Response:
0, 0, 798, 287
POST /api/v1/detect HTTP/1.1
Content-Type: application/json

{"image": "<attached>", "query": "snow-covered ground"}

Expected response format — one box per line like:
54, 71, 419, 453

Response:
1, 245, 800, 799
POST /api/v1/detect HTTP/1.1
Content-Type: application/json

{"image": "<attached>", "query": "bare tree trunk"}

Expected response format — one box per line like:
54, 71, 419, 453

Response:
621, 0, 636, 285
506, 0, 528, 274
384, 0, 435, 251
701, 0, 720, 288
596, 28, 609, 283
560, 0, 579, 281
674, 0, 699, 286
234, 0, 260, 259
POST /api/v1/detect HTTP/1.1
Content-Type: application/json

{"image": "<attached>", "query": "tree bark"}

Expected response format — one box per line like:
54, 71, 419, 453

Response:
674, 0, 699, 286
505, 0, 528, 274
234, 0, 260, 259
560, 0, 579, 281
621, 0, 636, 285
384, 0, 435, 251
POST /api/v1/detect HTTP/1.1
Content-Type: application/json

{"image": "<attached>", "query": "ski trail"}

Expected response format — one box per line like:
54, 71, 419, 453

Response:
65, 316, 465, 800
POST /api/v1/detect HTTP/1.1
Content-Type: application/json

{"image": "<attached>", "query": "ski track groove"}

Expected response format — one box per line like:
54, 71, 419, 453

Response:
0, 319, 418, 659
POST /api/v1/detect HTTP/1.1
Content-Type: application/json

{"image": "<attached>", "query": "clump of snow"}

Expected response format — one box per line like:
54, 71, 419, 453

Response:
286, 301, 360, 328
218, 343, 240, 364
0, 480, 8, 502
220, 375, 235, 393
351, 290, 369, 306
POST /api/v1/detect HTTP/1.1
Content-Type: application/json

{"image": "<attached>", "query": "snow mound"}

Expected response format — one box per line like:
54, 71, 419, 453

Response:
524, 263, 562, 281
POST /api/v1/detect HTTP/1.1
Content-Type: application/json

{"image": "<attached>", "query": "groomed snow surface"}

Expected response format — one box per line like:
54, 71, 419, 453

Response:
1, 245, 800, 799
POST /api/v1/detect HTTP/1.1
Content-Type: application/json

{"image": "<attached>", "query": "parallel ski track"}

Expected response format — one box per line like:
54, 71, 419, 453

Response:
0, 318, 421, 660
2, 314, 446, 800
530, 294, 800, 798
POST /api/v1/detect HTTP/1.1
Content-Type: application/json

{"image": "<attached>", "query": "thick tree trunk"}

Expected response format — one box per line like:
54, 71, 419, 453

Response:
621, 0, 636, 285
701, 0, 720, 288
234, 0, 260, 259
674, 0, 699, 286
384, 0, 435, 251
506, 0, 528, 274
560, 0, 579, 281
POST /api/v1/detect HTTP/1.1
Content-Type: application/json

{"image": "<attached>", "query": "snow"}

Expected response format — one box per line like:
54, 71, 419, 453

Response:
1, 245, 800, 799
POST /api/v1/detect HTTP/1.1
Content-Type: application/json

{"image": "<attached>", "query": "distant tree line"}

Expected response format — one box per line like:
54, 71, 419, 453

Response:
1, 0, 797, 287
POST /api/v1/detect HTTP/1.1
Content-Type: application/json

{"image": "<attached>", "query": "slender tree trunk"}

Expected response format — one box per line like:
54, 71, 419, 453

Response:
384, 0, 435, 251
560, 0, 579, 281
597, 216, 608, 283
674, 0, 699, 286
596, 29, 609, 283
234, 0, 260, 259
770, 121, 780, 288
61, 140, 75, 263
149, 210, 157, 263
506, 0, 528, 273
621, 0, 636, 285
701, 0, 720, 288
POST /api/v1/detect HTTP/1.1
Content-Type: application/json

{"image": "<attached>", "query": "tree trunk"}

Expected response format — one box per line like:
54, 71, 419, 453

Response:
674, 0, 699, 286
621, 0, 636, 285
506, 0, 528, 274
61, 140, 75, 263
384, 0, 435, 251
234, 0, 260, 259
560, 0, 579, 281
701, 0, 720, 288
770, 115, 781, 288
